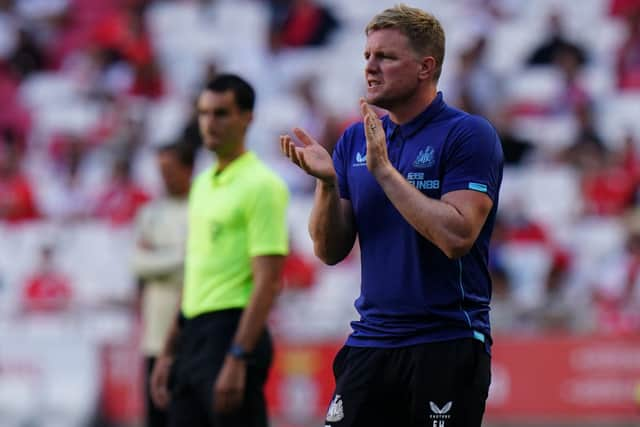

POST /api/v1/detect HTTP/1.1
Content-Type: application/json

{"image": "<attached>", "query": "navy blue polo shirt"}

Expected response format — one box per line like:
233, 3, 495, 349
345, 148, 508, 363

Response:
333, 92, 503, 350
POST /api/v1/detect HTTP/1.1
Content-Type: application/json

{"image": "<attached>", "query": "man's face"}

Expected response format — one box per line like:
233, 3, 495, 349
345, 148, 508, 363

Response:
364, 28, 424, 110
197, 90, 251, 155
157, 151, 190, 196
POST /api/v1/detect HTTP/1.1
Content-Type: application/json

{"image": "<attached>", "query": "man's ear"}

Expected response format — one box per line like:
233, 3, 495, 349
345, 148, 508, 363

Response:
242, 110, 254, 126
418, 56, 437, 81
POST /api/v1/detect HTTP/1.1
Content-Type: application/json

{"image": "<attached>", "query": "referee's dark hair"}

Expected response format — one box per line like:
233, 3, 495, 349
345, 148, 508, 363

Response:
205, 73, 255, 112
157, 141, 197, 169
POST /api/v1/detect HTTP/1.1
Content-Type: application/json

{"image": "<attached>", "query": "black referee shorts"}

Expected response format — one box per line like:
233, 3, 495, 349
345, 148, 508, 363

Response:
167, 309, 272, 427
324, 338, 491, 427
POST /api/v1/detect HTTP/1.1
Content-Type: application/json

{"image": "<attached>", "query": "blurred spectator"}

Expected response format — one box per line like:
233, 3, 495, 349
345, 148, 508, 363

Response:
91, 97, 145, 152
129, 58, 165, 99
562, 103, 608, 171
131, 141, 194, 427
40, 135, 93, 223
322, 111, 360, 154
87, 1, 167, 101
62, 44, 134, 98
105, 102, 147, 157
282, 246, 316, 291
289, 76, 331, 193
622, 133, 640, 185
0, 133, 40, 223
268, 0, 339, 52
59, 0, 161, 100
0, 125, 26, 157
470, 0, 516, 23
0, 0, 13, 14
451, 36, 501, 117
21, 243, 73, 313
570, 109, 638, 216
7, 27, 46, 80
527, 11, 587, 67
294, 76, 327, 143
93, 155, 150, 226
0, 73, 31, 138
0, 2, 17, 59
525, 255, 583, 333
580, 159, 637, 217
593, 209, 640, 334
610, 0, 640, 18
554, 45, 590, 115
491, 107, 535, 165
581, 169, 636, 217
513, 18, 591, 119
615, 9, 640, 90
491, 207, 573, 332
92, 1, 153, 66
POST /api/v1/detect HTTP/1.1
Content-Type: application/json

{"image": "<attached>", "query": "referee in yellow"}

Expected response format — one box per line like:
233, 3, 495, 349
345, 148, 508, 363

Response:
150, 74, 289, 427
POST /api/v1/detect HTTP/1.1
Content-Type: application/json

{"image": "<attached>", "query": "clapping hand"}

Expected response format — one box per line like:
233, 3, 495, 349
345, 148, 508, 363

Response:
360, 98, 391, 178
280, 128, 337, 185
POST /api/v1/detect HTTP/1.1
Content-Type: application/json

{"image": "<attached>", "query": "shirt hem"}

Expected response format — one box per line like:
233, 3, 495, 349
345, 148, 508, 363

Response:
345, 329, 491, 351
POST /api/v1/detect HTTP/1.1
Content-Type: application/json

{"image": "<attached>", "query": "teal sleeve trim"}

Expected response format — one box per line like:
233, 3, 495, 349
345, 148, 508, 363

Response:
473, 330, 485, 343
468, 182, 488, 192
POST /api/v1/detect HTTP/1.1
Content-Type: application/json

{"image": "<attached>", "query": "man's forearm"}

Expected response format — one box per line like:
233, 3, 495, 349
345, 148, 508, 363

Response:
132, 247, 184, 280
160, 309, 182, 357
231, 256, 284, 353
230, 280, 279, 353
308, 179, 356, 265
374, 165, 488, 259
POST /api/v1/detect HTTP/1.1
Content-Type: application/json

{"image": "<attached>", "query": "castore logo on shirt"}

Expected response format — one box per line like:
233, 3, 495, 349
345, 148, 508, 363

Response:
429, 401, 452, 427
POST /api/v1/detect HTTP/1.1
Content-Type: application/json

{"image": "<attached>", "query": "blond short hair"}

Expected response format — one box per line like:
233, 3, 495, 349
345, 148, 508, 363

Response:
366, 4, 445, 81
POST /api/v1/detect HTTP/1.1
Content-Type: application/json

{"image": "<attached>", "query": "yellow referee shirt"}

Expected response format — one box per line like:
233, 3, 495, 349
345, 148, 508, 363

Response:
182, 151, 289, 318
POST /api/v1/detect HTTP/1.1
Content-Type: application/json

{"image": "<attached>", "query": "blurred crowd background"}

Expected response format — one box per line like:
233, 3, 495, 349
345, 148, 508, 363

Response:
2, 0, 640, 426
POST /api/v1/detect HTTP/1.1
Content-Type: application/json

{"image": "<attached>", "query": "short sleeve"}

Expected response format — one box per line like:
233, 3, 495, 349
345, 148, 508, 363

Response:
246, 175, 290, 257
332, 132, 351, 200
441, 116, 503, 202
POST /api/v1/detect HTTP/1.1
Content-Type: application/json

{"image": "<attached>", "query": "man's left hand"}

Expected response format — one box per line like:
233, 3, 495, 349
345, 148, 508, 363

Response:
213, 355, 247, 413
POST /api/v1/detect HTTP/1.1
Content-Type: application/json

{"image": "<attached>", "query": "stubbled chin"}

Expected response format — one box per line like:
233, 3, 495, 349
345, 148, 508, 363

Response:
203, 139, 219, 150
366, 84, 384, 98
365, 93, 384, 108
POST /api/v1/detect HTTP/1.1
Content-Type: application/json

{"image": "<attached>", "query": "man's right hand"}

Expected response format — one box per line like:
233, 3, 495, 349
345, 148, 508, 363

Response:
280, 128, 337, 185
150, 354, 173, 409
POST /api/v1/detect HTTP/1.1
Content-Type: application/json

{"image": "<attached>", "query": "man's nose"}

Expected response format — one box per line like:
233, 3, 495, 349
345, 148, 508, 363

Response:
204, 114, 218, 127
365, 57, 378, 74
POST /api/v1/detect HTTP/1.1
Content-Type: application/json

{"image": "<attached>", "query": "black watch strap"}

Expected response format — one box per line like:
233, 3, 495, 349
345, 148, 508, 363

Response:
228, 343, 249, 360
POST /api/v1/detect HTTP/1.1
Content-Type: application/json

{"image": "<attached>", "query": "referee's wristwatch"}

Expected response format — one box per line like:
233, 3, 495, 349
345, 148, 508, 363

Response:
228, 343, 250, 360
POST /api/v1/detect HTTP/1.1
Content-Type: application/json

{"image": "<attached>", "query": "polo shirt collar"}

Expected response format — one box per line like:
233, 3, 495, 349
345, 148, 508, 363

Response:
211, 150, 255, 186
384, 91, 446, 139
